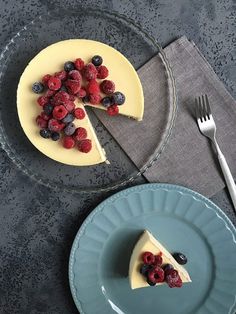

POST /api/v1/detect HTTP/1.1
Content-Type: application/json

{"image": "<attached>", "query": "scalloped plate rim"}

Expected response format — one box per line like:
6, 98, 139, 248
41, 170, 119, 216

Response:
68, 183, 236, 314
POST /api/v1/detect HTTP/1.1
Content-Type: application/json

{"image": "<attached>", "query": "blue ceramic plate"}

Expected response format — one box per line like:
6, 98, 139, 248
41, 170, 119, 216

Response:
69, 184, 236, 314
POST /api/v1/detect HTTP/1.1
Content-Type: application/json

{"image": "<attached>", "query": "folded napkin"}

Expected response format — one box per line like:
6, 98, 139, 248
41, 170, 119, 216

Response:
95, 36, 236, 197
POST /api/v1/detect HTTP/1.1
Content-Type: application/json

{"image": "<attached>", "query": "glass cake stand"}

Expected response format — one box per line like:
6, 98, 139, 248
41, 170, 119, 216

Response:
0, 7, 177, 193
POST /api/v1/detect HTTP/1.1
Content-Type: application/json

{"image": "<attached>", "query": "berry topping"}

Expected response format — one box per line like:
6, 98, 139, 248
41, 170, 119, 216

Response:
83, 63, 98, 81
45, 89, 56, 98
107, 104, 119, 116
39, 129, 51, 139
74, 58, 85, 71
62, 113, 75, 124
112, 91, 125, 105
53, 105, 68, 120
92, 55, 103, 66
47, 76, 62, 91
86, 79, 100, 95
153, 254, 163, 266
82, 95, 90, 103
36, 115, 48, 129
64, 61, 75, 72
69, 94, 76, 101
147, 279, 156, 286
165, 269, 182, 288
100, 80, 115, 94
101, 96, 113, 108
53, 91, 70, 105
55, 70, 67, 81
148, 266, 165, 283
65, 79, 81, 95
73, 127, 87, 141
173, 253, 187, 265
64, 122, 76, 136
140, 264, 152, 277
69, 70, 82, 81
78, 139, 92, 153
89, 93, 101, 104
42, 74, 51, 85
40, 112, 51, 121
142, 252, 155, 265
51, 132, 60, 141
163, 264, 174, 273
43, 103, 54, 115
59, 85, 68, 93
48, 119, 64, 132
74, 107, 85, 120
63, 136, 75, 149
97, 65, 109, 79
63, 100, 75, 112
37, 96, 49, 107
32, 82, 44, 94
76, 88, 87, 99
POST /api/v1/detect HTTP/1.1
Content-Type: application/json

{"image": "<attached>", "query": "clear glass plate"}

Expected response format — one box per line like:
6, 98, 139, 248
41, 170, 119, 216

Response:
0, 8, 177, 193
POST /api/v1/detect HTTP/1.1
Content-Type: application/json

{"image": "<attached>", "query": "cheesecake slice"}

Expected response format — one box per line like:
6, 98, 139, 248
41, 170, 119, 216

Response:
129, 230, 191, 289
17, 39, 144, 166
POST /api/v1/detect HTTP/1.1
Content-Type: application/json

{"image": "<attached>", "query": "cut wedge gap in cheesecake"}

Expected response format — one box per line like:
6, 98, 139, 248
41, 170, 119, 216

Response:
129, 230, 191, 290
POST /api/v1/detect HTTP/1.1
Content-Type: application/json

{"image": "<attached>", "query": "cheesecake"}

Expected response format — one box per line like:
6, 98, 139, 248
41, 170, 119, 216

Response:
129, 230, 191, 289
17, 39, 144, 166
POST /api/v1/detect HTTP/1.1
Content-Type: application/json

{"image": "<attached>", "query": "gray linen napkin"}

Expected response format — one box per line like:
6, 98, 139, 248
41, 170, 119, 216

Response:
94, 36, 236, 197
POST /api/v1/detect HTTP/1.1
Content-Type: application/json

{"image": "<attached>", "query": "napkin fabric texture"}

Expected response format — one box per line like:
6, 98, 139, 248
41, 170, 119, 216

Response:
95, 36, 236, 197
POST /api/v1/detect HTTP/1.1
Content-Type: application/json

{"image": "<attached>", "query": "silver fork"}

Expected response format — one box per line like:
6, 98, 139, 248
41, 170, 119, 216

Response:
195, 94, 236, 211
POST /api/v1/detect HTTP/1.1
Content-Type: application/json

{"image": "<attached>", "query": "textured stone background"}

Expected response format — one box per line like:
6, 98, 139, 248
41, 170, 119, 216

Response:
0, 1, 235, 313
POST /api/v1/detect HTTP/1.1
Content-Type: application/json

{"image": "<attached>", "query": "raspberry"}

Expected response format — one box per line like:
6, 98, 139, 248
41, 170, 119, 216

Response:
53, 105, 68, 120
37, 96, 49, 107
74, 58, 85, 71
153, 254, 163, 266
69, 70, 82, 81
63, 100, 75, 112
74, 108, 85, 120
107, 104, 119, 116
89, 93, 101, 104
36, 115, 48, 128
76, 88, 86, 99
142, 252, 155, 265
100, 80, 115, 94
42, 74, 51, 85
73, 127, 87, 141
45, 89, 56, 98
87, 79, 100, 94
65, 79, 81, 95
47, 76, 62, 91
78, 139, 92, 153
55, 70, 67, 81
63, 136, 75, 149
148, 266, 165, 284
40, 112, 51, 121
97, 65, 109, 79
48, 119, 64, 132
83, 63, 97, 81
53, 91, 70, 105
69, 95, 76, 101
165, 269, 182, 288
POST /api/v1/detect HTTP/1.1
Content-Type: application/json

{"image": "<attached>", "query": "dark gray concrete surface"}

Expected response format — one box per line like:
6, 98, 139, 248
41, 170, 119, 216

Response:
0, 1, 235, 313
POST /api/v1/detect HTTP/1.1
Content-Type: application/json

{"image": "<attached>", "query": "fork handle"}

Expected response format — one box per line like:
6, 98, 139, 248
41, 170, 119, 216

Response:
214, 141, 236, 211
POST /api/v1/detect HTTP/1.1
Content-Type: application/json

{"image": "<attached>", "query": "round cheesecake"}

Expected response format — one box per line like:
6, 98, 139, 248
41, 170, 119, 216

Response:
17, 39, 144, 166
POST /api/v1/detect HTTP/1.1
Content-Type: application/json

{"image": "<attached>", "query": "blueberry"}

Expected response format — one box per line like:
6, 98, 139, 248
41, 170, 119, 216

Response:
163, 264, 174, 272
64, 61, 75, 72
62, 113, 75, 124
140, 264, 152, 277
32, 82, 44, 94
51, 132, 60, 141
59, 85, 68, 92
43, 103, 54, 115
101, 96, 113, 108
173, 253, 187, 265
82, 95, 90, 104
39, 129, 51, 139
146, 279, 156, 286
112, 92, 125, 105
64, 122, 76, 136
91, 55, 103, 66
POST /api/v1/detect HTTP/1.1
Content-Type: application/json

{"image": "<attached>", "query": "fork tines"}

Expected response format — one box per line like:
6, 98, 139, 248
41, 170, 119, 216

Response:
195, 94, 211, 121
